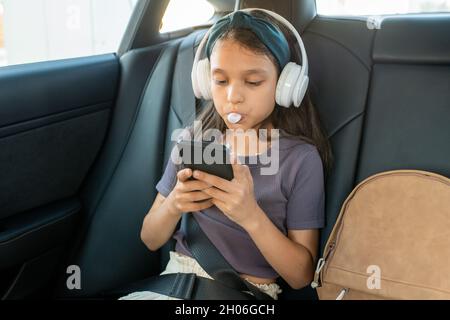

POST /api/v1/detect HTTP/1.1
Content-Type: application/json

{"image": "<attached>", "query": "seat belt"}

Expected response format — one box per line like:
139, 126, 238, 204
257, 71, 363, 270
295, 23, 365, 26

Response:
182, 213, 275, 300
170, 29, 273, 299
111, 272, 256, 300
171, 30, 204, 130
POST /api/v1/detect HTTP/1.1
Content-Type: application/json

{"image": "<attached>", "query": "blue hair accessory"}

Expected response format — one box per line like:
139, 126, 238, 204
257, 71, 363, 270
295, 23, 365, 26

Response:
205, 11, 291, 70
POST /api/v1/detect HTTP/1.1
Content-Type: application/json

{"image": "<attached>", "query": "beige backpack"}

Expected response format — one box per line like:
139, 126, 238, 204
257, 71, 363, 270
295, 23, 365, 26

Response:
311, 170, 450, 300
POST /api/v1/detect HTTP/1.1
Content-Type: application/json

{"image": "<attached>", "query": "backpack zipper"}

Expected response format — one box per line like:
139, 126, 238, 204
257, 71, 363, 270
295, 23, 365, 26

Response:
336, 288, 349, 300
311, 241, 335, 288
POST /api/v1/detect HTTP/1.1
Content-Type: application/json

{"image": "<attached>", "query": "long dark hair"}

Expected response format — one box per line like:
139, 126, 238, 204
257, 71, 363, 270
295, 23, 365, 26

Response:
193, 10, 333, 175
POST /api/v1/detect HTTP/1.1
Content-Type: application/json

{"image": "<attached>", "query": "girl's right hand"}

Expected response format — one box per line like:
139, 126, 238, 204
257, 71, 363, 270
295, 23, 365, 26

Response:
166, 168, 214, 216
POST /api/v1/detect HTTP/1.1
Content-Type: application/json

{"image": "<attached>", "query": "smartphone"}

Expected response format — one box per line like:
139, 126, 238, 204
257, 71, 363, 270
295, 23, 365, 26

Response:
176, 139, 234, 181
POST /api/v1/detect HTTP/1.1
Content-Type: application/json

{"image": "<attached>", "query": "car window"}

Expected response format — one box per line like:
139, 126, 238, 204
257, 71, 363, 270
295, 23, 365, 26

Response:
316, 0, 450, 16
160, 0, 214, 33
0, 0, 138, 67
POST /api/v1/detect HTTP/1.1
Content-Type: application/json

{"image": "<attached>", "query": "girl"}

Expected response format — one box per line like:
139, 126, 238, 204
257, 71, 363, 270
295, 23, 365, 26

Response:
120, 9, 332, 300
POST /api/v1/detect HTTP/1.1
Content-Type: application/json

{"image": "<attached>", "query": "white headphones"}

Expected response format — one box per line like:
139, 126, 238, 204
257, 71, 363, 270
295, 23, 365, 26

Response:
191, 8, 309, 108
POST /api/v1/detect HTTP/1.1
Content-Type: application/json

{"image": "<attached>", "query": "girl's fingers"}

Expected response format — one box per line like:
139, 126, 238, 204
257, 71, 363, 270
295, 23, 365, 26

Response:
183, 199, 214, 212
179, 180, 212, 192
192, 170, 232, 192
230, 154, 251, 181
179, 191, 211, 202
177, 168, 192, 182
202, 186, 228, 201
211, 198, 227, 213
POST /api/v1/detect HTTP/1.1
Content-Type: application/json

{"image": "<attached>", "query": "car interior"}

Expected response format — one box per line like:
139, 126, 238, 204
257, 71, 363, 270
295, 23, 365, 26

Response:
0, 0, 449, 300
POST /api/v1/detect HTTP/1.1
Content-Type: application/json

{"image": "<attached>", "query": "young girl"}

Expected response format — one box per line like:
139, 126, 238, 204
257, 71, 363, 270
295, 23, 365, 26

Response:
120, 9, 332, 300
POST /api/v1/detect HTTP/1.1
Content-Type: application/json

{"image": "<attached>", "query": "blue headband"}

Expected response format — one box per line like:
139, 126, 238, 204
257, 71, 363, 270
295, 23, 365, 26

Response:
205, 11, 291, 70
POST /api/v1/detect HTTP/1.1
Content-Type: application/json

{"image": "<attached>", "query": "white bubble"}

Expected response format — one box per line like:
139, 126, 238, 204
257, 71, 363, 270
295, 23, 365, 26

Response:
227, 113, 242, 124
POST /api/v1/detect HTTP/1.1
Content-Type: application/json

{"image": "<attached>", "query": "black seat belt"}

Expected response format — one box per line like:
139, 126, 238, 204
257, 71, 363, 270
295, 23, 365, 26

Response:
182, 213, 274, 300
173, 30, 274, 300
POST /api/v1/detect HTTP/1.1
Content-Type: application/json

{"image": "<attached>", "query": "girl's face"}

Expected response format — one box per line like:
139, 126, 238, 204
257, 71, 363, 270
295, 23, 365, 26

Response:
209, 39, 279, 131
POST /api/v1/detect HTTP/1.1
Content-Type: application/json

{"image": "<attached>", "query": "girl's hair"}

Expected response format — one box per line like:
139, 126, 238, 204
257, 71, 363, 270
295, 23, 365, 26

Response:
193, 10, 333, 175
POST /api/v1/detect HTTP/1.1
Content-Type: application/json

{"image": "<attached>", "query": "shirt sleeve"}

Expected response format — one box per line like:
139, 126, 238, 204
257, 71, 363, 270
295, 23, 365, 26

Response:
155, 145, 181, 198
286, 148, 325, 230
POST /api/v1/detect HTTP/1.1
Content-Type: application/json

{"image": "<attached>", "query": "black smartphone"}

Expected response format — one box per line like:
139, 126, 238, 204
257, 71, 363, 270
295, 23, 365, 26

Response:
176, 139, 234, 181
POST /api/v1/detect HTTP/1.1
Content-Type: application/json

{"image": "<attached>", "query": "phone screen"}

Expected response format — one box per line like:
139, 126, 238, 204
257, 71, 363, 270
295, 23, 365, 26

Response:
177, 140, 234, 181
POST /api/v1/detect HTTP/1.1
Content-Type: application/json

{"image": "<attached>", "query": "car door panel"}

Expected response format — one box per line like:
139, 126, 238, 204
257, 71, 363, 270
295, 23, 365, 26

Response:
0, 54, 120, 299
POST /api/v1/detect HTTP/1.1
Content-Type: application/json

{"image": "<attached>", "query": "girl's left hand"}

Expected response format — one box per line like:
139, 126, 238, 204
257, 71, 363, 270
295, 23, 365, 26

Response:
192, 157, 261, 230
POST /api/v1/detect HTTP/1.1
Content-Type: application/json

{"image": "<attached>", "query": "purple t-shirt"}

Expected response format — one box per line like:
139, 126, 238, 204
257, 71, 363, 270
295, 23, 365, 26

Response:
155, 133, 325, 279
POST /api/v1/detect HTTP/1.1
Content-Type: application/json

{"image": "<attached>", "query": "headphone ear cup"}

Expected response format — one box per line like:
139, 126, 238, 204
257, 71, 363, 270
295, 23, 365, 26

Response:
275, 62, 301, 108
293, 75, 309, 107
192, 59, 202, 99
196, 58, 212, 100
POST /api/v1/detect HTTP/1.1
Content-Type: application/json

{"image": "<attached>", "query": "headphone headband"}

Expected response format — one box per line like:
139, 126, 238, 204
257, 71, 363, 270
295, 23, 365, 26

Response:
205, 11, 291, 70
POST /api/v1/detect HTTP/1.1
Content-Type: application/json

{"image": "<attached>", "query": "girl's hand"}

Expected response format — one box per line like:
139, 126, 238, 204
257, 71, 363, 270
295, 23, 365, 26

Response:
193, 157, 261, 230
166, 168, 214, 216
